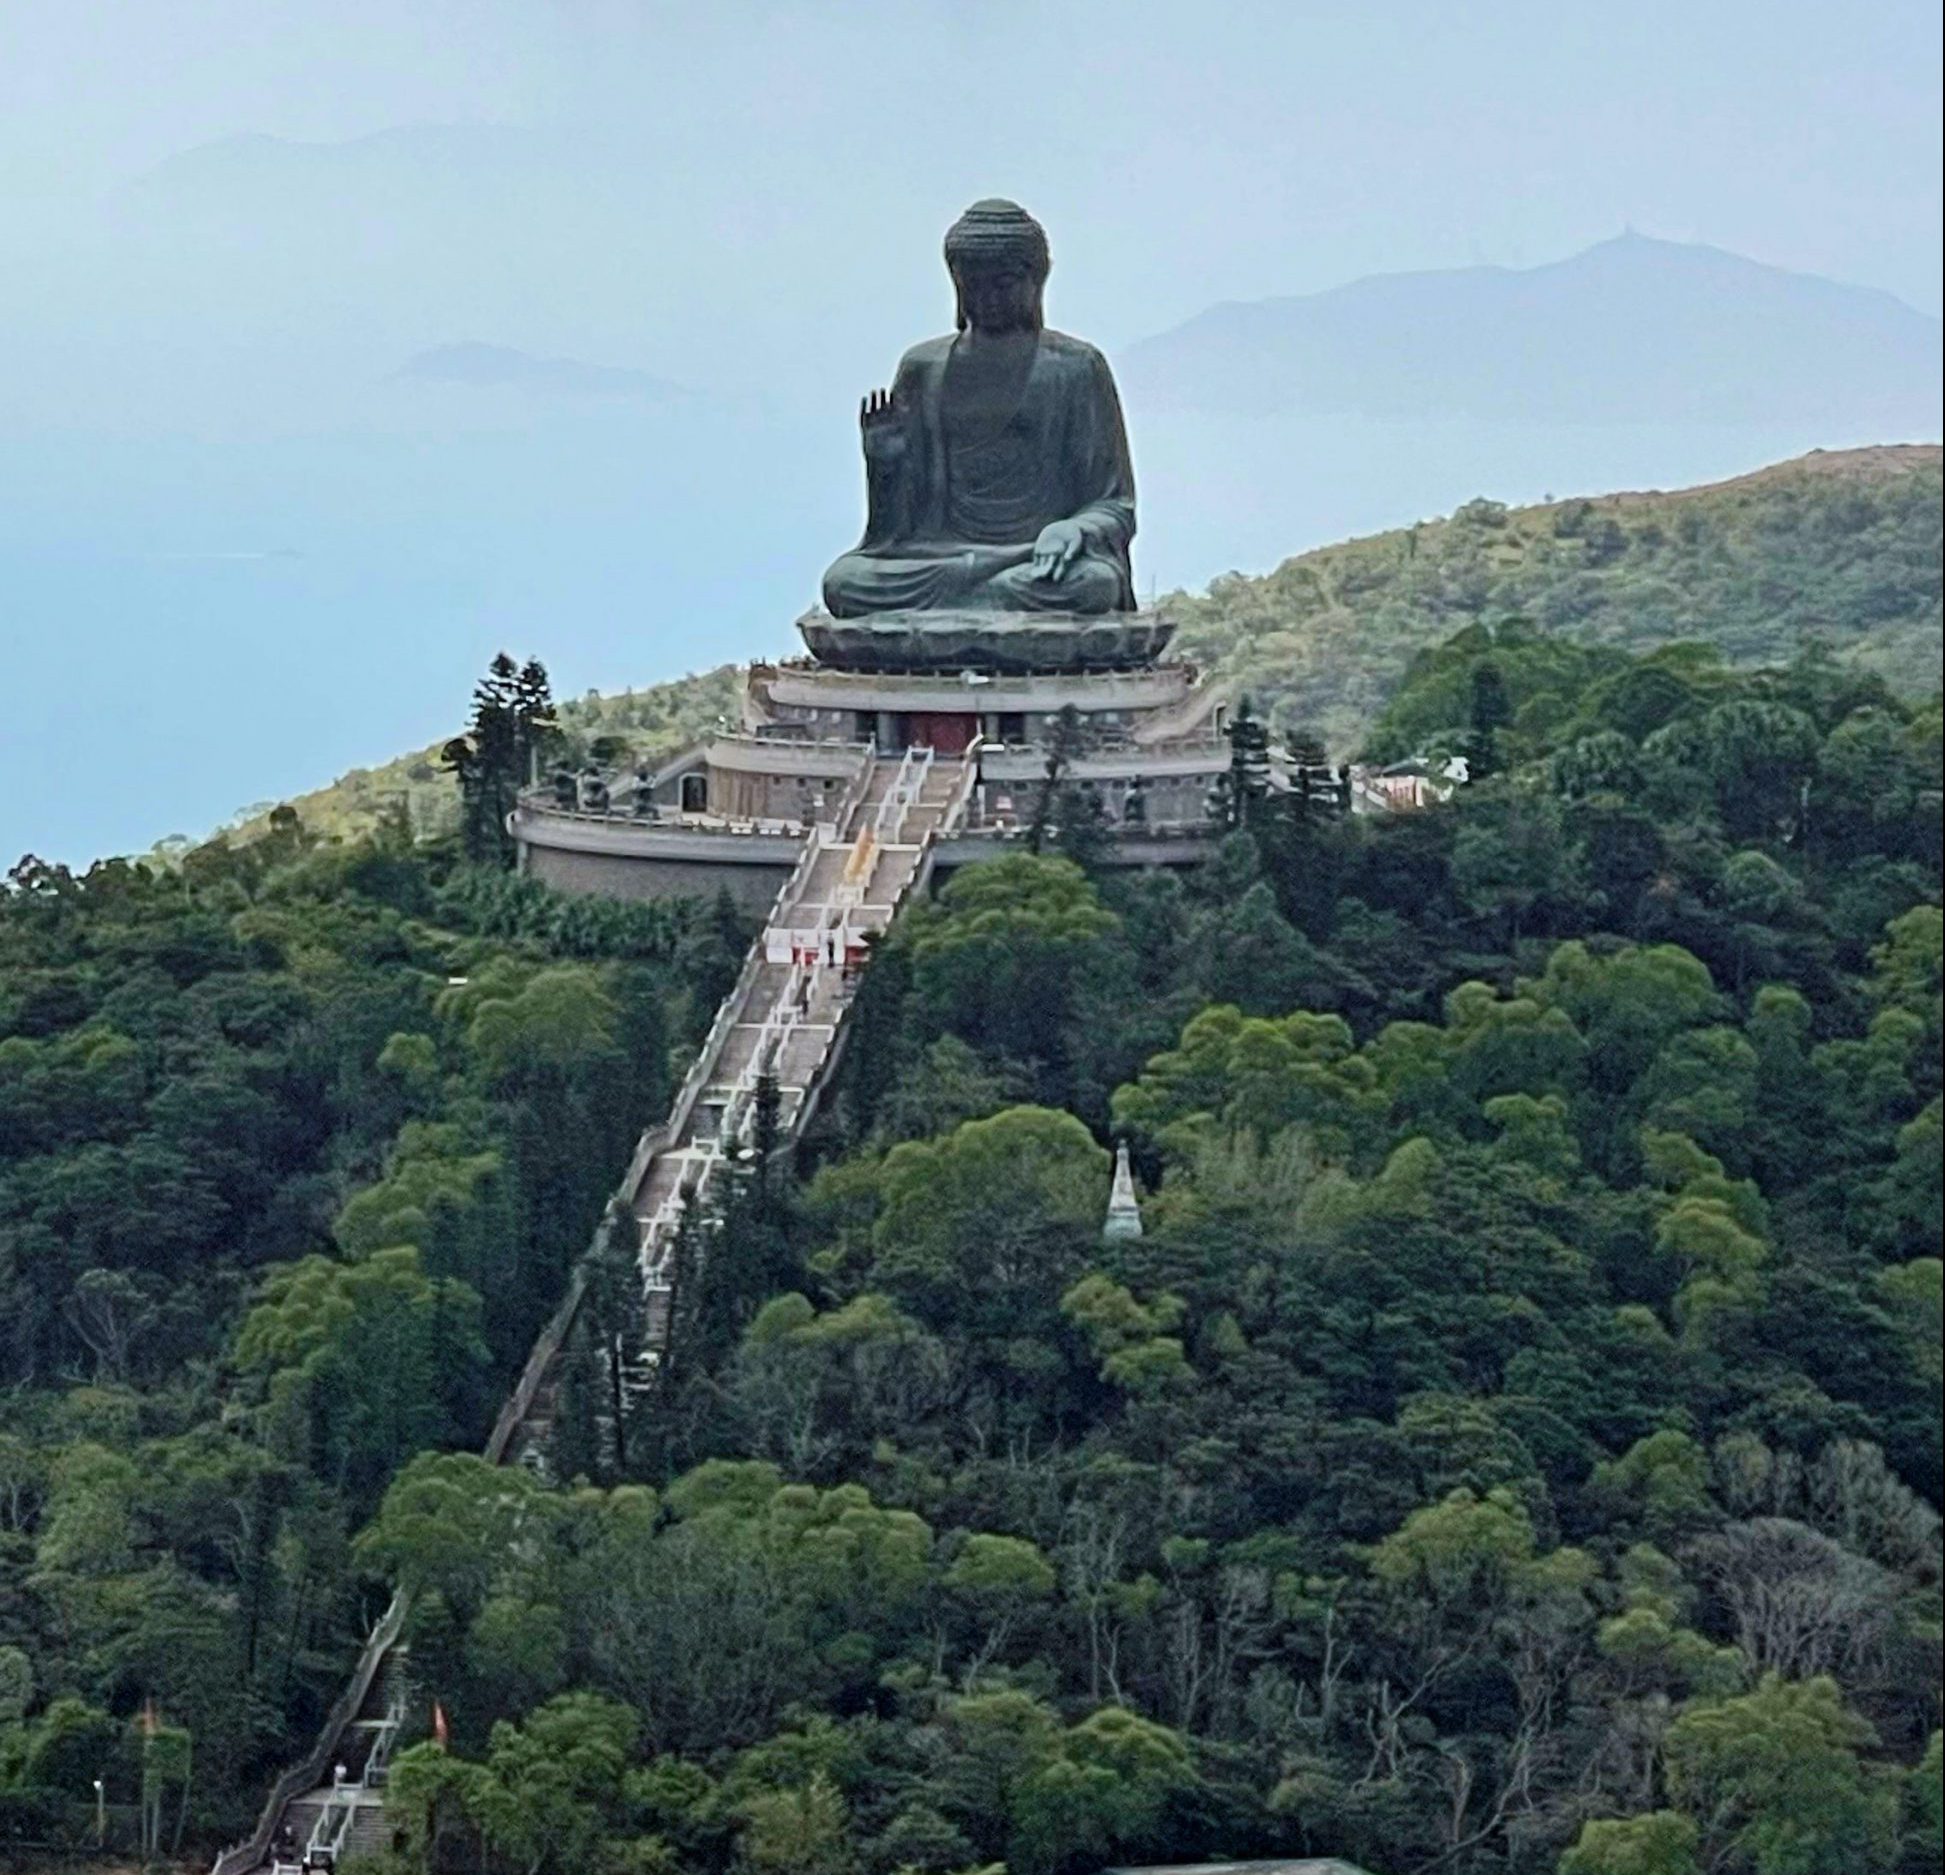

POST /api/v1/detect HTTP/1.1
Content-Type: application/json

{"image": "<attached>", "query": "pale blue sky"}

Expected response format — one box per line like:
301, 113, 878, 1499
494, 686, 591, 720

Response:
0, 2, 1938, 863
3, 1, 1938, 317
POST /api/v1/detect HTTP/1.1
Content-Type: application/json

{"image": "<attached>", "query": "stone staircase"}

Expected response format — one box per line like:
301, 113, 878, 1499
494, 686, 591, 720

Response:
256, 1653, 406, 1873
214, 746, 977, 1875
627, 745, 973, 1367
271, 1789, 390, 1871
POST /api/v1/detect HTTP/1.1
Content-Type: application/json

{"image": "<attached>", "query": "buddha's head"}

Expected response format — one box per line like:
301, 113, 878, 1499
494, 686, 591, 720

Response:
945, 199, 1049, 335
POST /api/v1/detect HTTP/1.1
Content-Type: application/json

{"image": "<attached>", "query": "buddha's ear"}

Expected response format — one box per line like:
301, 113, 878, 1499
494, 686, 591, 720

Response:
952, 274, 969, 333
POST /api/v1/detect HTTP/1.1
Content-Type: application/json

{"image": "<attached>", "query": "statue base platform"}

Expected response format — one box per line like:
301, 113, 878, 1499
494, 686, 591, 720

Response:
796, 606, 1176, 675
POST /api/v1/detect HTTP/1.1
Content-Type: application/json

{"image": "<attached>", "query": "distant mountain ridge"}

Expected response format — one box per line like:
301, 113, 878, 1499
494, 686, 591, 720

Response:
1124, 232, 1942, 430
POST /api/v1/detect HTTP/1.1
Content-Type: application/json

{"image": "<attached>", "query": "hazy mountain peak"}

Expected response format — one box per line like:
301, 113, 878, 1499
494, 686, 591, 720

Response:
1125, 234, 1942, 428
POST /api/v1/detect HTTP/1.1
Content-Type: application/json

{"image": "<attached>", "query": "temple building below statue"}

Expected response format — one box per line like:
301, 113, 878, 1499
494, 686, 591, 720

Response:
509, 603, 1248, 909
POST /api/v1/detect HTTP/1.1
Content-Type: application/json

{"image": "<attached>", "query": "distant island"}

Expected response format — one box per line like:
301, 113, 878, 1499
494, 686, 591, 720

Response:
1126, 230, 1942, 429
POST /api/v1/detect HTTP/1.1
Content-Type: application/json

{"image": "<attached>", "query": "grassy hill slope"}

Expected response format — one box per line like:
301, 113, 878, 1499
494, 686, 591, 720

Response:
230, 445, 1939, 845
219, 663, 744, 849
1172, 442, 1941, 751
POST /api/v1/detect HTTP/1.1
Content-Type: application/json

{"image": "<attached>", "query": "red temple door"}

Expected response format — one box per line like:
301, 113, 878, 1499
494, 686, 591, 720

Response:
907, 712, 975, 755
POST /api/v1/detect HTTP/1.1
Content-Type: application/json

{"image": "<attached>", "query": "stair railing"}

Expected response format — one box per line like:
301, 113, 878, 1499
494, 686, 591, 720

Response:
827, 737, 879, 835
304, 1792, 355, 1869
872, 745, 932, 846
361, 1679, 408, 1790
941, 739, 984, 834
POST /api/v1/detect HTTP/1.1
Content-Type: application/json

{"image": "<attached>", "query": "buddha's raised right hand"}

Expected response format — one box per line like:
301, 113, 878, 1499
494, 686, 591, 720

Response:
859, 387, 906, 462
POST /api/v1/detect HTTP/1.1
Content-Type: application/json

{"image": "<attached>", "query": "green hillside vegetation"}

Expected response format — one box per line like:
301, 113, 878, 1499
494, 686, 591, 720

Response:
0, 829, 752, 1851
216, 447, 1941, 853
1174, 443, 1942, 752
369, 627, 1942, 1874
213, 664, 744, 851
9, 615, 1937, 1871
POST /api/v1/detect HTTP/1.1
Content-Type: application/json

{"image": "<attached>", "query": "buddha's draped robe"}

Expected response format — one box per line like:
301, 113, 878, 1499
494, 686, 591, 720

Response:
822, 329, 1136, 617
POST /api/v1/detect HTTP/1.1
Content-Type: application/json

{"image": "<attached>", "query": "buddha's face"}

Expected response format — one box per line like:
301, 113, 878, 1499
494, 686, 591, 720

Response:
952, 259, 1044, 335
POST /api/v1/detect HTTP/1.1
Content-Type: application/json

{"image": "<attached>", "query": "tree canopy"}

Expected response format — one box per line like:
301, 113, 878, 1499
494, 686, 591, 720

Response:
3, 615, 1939, 1872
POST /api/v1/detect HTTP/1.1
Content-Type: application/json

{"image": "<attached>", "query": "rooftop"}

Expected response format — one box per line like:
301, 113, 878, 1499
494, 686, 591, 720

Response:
1103, 1861, 1379, 1875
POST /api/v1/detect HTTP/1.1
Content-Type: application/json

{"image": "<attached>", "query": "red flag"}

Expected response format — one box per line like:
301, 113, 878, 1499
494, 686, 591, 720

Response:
431, 1701, 450, 1750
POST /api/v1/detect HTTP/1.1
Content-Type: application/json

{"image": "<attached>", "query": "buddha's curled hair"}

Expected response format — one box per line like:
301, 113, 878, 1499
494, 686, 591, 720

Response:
943, 199, 1051, 278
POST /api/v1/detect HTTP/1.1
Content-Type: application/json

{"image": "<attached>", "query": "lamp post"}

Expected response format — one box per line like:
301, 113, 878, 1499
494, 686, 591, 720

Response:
92, 1776, 105, 1844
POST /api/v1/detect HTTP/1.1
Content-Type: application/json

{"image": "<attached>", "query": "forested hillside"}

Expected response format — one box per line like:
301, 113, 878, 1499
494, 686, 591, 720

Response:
4, 622, 1939, 1873
1172, 444, 1943, 753
349, 629, 1941, 1875
0, 821, 752, 1851
7, 626, 1929, 1859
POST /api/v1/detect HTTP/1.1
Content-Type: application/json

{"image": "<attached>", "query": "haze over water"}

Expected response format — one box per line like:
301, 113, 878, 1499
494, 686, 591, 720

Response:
2, 2, 1939, 863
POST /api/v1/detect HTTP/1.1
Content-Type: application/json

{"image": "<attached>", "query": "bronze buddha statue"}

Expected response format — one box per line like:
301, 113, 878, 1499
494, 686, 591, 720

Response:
821, 199, 1137, 621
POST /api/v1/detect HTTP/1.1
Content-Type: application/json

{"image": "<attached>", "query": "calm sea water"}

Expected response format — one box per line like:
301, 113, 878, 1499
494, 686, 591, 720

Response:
0, 406, 1850, 865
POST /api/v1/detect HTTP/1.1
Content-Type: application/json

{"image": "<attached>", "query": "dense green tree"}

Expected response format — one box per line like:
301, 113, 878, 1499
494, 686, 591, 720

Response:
443, 653, 559, 867
865, 1105, 1108, 1339
235, 1247, 488, 1505
1665, 1675, 1898, 1874
897, 855, 1120, 1103
0, 818, 692, 1843
1561, 1811, 1702, 1875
